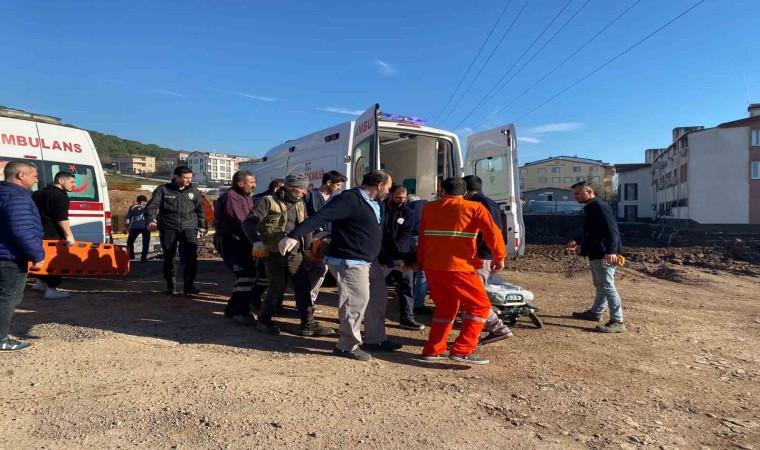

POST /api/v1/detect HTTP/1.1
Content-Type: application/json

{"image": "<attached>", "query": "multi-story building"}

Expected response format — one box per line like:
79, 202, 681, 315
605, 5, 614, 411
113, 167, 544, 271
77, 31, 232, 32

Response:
186, 151, 237, 184
615, 163, 653, 221
653, 104, 760, 225
157, 150, 191, 175
518, 156, 615, 200
115, 155, 156, 175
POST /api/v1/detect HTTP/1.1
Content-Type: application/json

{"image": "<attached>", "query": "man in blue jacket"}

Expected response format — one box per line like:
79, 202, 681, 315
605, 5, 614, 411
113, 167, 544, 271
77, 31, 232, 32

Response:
567, 182, 625, 333
280, 170, 401, 362
0, 161, 45, 351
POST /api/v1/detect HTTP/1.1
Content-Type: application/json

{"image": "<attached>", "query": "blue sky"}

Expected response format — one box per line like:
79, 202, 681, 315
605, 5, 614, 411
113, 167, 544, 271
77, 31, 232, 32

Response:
2, 0, 758, 164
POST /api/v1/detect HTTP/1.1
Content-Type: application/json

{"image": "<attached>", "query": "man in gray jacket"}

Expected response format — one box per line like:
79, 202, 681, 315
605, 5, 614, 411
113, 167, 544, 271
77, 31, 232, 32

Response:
145, 166, 207, 296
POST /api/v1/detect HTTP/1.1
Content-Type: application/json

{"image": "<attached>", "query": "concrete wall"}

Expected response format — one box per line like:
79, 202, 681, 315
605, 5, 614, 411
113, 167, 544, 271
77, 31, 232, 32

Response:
617, 166, 654, 220
690, 127, 749, 224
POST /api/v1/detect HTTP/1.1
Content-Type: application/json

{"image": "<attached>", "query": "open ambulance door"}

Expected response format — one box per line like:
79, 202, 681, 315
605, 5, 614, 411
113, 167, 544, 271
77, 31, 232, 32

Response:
465, 124, 526, 257
349, 104, 379, 188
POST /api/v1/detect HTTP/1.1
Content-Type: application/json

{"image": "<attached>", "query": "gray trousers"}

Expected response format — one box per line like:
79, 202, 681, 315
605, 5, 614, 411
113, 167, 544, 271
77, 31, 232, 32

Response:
0, 260, 29, 341
305, 261, 329, 304
327, 260, 388, 351
476, 259, 511, 335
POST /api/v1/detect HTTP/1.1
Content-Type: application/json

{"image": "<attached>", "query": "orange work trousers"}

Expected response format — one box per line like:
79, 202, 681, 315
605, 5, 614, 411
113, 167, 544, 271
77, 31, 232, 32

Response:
422, 270, 491, 357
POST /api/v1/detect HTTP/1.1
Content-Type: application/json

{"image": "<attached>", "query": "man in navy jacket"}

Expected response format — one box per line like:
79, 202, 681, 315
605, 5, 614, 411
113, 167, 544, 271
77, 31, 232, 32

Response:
567, 182, 625, 333
280, 170, 401, 362
0, 161, 45, 351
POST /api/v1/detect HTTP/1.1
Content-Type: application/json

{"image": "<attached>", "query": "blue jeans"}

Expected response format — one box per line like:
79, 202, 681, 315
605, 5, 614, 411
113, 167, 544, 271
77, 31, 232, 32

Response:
589, 259, 623, 322
0, 260, 29, 340
413, 270, 428, 307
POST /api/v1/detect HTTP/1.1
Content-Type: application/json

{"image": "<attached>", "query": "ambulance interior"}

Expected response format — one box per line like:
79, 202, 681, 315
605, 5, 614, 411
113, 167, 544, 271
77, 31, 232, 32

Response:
378, 131, 456, 201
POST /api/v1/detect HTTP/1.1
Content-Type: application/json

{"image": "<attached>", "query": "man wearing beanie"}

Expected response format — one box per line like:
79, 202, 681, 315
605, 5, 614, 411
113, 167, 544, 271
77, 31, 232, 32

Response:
242, 172, 335, 337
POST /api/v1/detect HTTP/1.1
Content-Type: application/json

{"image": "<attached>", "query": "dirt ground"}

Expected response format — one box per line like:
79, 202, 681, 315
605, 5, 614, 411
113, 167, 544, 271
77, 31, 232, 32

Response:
2, 244, 758, 449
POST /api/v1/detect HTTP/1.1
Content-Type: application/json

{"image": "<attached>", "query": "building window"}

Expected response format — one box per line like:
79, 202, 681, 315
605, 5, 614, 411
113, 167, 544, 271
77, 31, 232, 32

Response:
680, 164, 688, 183
590, 166, 598, 172
519, 168, 528, 174
576, 176, 585, 182
564, 177, 573, 183
551, 167, 560, 173
624, 183, 638, 201
752, 161, 760, 179
538, 177, 547, 183
519, 178, 524, 186
590, 176, 601, 183
537, 168, 546, 174
571, 166, 581, 172
752, 130, 760, 146
551, 177, 559, 183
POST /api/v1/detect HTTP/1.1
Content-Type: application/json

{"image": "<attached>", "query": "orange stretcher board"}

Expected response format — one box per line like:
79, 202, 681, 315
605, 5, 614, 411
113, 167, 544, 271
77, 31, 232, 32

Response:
28, 240, 131, 277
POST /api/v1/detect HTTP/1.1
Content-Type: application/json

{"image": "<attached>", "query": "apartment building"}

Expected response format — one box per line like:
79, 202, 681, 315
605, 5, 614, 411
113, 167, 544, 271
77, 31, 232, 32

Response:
186, 151, 237, 184
157, 150, 191, 175
615, 163, 653, 221
115, 155, 156, 175
518, 156, 615, 199
653, 104, 760, 225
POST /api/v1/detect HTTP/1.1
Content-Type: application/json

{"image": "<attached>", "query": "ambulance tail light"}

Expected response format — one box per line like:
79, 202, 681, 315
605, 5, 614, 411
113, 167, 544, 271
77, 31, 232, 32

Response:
105, 211, 112, 235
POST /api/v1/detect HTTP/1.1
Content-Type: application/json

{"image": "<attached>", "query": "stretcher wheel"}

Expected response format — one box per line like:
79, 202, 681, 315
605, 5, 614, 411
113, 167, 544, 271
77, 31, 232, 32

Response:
528, 311, 543, 329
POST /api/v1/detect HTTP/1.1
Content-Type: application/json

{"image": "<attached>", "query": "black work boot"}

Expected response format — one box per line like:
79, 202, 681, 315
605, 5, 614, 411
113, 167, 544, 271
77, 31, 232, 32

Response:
299, 320, 336, 337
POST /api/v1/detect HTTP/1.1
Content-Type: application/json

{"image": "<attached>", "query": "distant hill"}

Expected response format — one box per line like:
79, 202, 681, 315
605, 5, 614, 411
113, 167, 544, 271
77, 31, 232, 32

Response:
1, 105, 179, 163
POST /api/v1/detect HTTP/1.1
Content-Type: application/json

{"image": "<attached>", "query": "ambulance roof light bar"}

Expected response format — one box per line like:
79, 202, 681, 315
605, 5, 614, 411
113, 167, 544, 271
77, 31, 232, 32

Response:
377, 112, 428, 126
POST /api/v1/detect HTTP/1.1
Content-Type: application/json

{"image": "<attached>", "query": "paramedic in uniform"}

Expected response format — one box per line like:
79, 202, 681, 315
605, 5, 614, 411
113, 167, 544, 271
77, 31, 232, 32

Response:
214, 170, 257, 325
418, 177, 505, 365
281, 170, 401, 362
242, 172, 334, 337
144, 166, 207, 296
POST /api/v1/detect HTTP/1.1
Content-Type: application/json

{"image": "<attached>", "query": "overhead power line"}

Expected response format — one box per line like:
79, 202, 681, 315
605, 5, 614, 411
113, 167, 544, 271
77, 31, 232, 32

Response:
453, 0, 592, 130
501, 0, 706, 127
431, 1, 513, 125
471, 0, 642, 129
438, 0, 532, 127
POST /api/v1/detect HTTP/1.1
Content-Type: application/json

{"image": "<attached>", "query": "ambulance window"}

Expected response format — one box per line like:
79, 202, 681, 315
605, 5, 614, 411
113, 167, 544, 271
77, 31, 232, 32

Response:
475, 156, 511, 200
0, 158, 42, 190
43, 161, 100, 202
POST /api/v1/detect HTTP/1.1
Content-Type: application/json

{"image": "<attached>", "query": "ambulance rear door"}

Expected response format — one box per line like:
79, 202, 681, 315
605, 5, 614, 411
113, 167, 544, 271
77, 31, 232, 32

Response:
348, 104, 379, 188
36, 123, 109, 243
464, 124, 525, 256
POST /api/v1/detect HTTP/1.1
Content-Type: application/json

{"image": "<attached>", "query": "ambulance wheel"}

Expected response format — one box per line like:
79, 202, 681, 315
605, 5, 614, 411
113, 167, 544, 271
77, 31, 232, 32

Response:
528, 312, 543, 329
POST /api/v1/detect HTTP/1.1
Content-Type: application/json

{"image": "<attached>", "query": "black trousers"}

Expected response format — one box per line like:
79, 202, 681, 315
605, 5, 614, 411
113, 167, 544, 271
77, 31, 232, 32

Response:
127, 228, 151, 260
386, 269, 416, 321
216, 236, 262, 317
260, 252, 313, 324
159, 228, 198, 291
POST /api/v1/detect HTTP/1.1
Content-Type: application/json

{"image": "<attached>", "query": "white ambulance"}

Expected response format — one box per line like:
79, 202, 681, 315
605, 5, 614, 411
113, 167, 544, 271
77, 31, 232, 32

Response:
0, 109, 112, 243
250, 104, 526, 256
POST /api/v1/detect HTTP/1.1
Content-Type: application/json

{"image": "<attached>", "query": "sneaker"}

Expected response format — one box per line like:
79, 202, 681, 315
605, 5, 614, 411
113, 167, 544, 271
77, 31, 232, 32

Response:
332, 347, 372, 362
419, 352, 449, 361
299, 321, 336, 337
478, 331, 514, 346
256, 321, 280, 335
571, 310, 603, 322
184, 288, 201, 296
44, 288, 70, 299
413, 305, 435, 315
399, 319, 425, 331
361, 340, 403, 352
595, 321, 626, 333
31, 279, 47, 292
0, 338, 31, 351
232, 315, 256, 326
449, 353, 490, 365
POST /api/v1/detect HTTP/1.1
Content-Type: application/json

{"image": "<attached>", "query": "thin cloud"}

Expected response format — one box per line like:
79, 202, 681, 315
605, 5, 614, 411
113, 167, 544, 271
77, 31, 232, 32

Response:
524, 122, 584, 134
315, 107, 364, 116
518, 136, 542, 144
375, 59, 398, 76
146, 89, 185, 98
234, 92, 277, 102
456, 127, 475, 138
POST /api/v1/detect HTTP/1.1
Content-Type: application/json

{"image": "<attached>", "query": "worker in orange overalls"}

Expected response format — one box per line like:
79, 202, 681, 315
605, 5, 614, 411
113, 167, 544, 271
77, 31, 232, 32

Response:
417, 177, 506, 365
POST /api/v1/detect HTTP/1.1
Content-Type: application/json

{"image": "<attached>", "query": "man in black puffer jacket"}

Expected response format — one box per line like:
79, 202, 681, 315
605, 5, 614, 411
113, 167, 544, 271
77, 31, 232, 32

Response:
144, 166, 207, 296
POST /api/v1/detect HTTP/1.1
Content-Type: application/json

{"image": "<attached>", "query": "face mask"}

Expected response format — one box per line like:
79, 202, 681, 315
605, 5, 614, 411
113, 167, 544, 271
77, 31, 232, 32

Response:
281, 189, 302, 204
